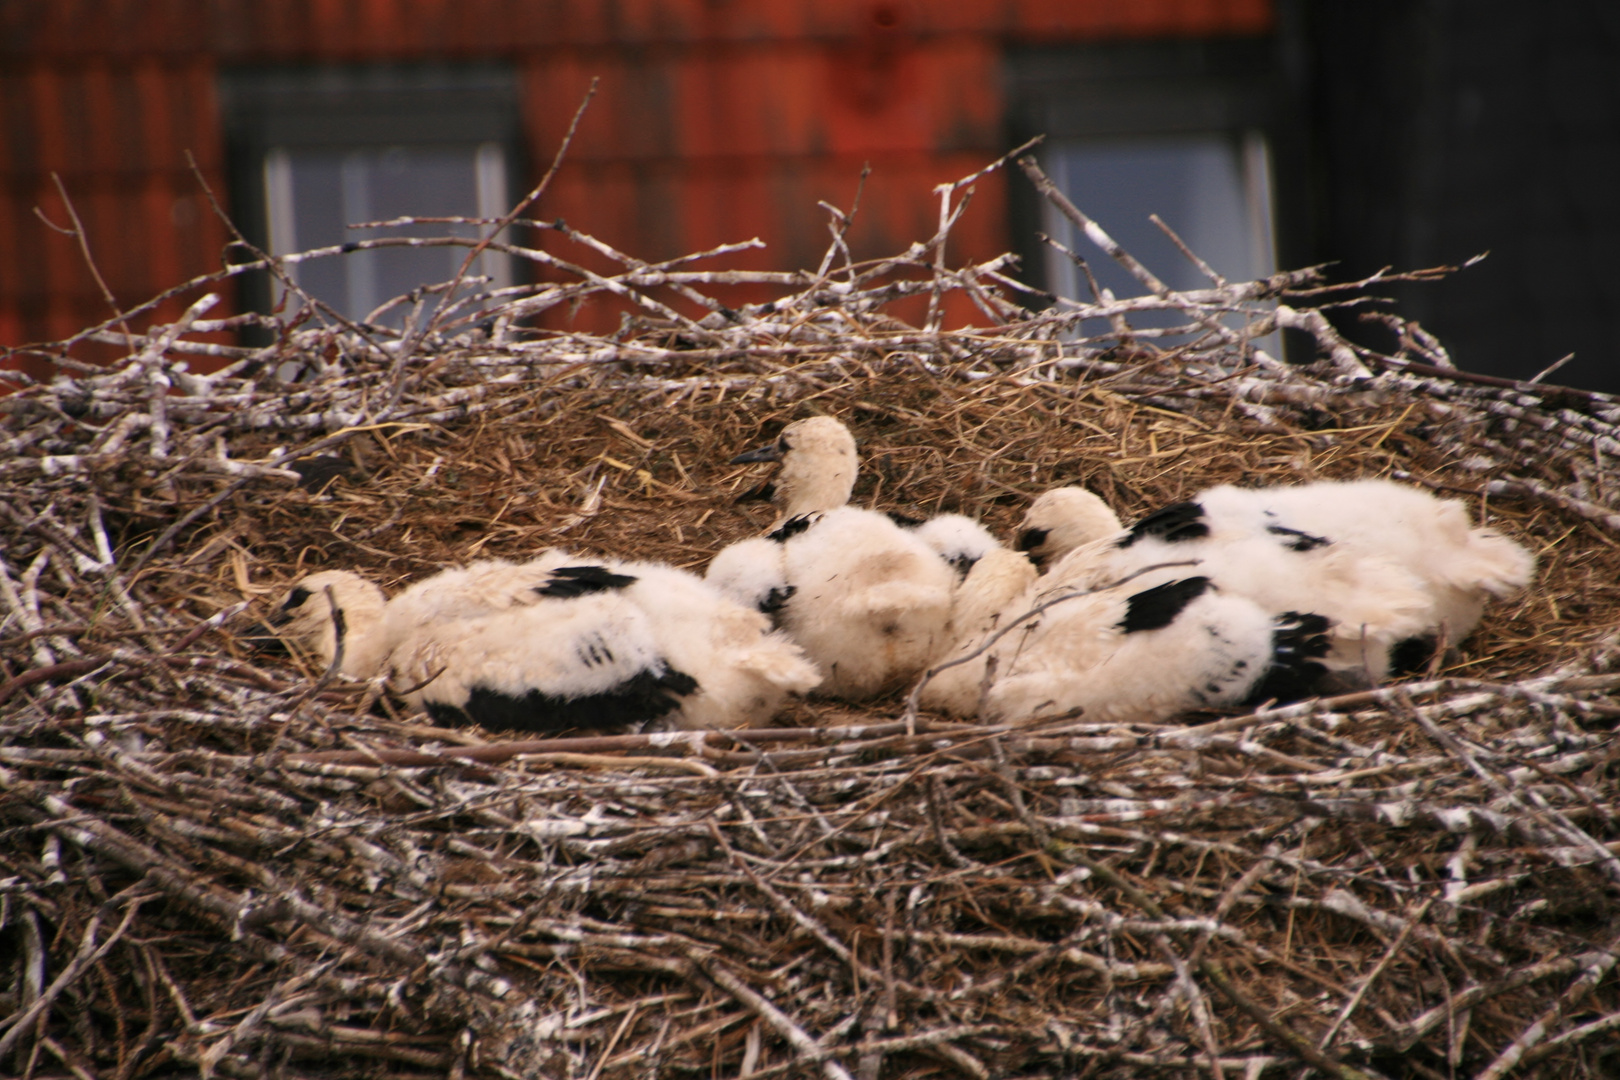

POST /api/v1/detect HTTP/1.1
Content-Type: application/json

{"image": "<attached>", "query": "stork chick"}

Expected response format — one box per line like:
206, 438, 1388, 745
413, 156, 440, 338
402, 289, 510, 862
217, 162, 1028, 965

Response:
265, 552, 818, 733
711, 417, 954, 699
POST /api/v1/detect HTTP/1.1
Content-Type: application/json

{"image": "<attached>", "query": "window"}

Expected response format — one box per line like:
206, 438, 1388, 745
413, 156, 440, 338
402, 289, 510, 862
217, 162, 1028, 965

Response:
1006, 38, 1295, 353
221, 65, 520, 328
1041, 132, 1277, 331
262, 143, 510, 323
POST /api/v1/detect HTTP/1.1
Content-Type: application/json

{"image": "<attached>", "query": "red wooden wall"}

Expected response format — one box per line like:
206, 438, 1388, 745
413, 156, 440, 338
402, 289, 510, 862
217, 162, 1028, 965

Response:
0, 0, 1272, 355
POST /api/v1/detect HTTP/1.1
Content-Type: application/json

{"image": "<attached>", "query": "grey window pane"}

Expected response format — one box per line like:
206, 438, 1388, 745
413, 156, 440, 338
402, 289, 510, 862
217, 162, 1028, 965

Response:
1044, 134, 1278, 351
267, 143, 507, 326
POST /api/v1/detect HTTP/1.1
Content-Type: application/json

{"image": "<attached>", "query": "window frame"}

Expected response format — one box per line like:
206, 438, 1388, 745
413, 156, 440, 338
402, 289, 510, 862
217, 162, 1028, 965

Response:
1004, 37, 1305, 304
219, 63, 524, 331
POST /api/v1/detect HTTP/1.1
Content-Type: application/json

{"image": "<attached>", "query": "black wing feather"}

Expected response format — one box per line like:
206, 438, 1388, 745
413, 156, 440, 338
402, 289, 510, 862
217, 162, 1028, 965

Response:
759, 585, 796, 620
428, 666, 700, 735
1118, 501, 1209, 547
534, 565, 640, 599
1015, 526, 1050, 552
1117, 577, 1211, 634
1266, 525, 1332, 552
1243, 611, 1333, 705
766, 515, 816, 543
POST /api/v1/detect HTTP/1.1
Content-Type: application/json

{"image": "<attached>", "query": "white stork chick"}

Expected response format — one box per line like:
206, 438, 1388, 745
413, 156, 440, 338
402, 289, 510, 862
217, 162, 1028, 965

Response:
984, 576, 1332, 724
1106, 523, 1431, 685
921, 563, 1332, 723
1014, 486, 1125, 570
916, 545, 1040, 715
744, 415, 860, 525
1190, 479, 1535, 668
906, 514, 1034, 710
1024, 478, 1530, 684
1099, 481, 1531, 679
907, 512, 1002, 580
389, 565, 697, 732
715, 417, 955, 699
269, 554, 818, 733
1025, 506, 1426, 690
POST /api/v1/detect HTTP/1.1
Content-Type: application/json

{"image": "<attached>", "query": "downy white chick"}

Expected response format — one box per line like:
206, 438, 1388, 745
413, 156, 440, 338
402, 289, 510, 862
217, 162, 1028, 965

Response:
1188, 479, 1535, 670
903, 514, 1041, 709
1014, 486, 1124, 570
907, 512, 1003, 580
969, 573, 1332, 724
710, 416, 955, 699
915, 544, 1039, 715
265, 552, 818, 733
1017, 479, 1532, 684
918, 499, 1335, 724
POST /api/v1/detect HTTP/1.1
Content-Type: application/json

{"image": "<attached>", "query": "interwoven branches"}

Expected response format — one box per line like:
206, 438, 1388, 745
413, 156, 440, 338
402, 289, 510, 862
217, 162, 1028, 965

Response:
3, 151, 1619, 1079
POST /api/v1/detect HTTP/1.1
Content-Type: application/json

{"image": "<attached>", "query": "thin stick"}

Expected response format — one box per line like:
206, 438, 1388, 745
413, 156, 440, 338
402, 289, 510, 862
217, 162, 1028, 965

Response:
37, 173, 135, 349
427, 77, 600, 334
1151, 213, 1227, 287
690, 952, 857, 1080
901, 559, 1200, 731
0, 889, 152, 1058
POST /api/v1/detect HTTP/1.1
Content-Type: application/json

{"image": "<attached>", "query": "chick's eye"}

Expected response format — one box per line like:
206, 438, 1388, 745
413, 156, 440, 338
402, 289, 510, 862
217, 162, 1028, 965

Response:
281, 587, 312, 611
778, 436, 791, 452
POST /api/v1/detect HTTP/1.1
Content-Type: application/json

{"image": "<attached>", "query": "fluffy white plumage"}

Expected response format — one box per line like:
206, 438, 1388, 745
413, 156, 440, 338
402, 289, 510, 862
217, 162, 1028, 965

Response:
1014, 487, 1123, 569
775, 506, 956, 698
1191, 480, 1536, 656
920, 559, 1328, 723
909, 513, 1002, 579
267, 552, 819, 732
916, 545, 1039, 715
1018, 479, 1535, 684
989, 581, 1317, 724
704, 536, 791, 624
604, 556, 822, 729
711, 417, 955, 699
1085, 530, 1428, 685
391, 572, 677, 728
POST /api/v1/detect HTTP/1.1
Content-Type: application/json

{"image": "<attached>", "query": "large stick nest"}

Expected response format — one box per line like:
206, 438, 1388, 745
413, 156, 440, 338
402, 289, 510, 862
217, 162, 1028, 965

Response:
3, 150, 1620, 1080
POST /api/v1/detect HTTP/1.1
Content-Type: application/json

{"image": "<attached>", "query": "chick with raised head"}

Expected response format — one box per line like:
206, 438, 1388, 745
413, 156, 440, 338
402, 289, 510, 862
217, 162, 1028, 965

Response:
709, 417, 954, 699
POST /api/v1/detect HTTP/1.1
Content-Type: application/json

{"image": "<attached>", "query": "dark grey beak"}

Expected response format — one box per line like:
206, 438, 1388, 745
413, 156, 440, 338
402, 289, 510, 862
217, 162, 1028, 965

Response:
1015, 527, 1051, 567
730, 439, 785, 465
240, 622, 291, 656
1015, 527, 1049, 553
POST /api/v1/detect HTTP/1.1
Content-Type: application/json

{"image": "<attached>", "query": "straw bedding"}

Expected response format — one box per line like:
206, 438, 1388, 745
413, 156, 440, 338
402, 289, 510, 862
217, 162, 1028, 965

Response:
2, 149, 1619, 1080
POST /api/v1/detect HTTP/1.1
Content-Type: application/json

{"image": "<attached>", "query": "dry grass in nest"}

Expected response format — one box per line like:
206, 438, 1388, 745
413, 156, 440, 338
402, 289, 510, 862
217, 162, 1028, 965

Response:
217, 355, 1602, 690
3, 149, 1620, 1080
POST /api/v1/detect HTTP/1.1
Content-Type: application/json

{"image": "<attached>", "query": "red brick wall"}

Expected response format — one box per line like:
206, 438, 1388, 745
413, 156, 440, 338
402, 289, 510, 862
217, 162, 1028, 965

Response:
0, 58, 230, 353
0, 0, 1272, 355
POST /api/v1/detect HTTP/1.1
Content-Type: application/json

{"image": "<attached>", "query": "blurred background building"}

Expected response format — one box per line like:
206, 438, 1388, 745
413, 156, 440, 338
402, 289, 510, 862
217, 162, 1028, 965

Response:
2, 0, 1616, 388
